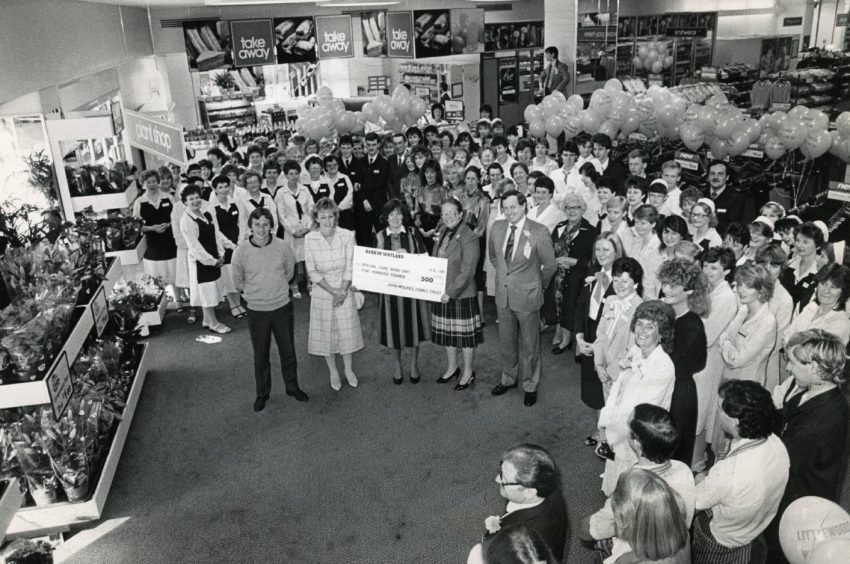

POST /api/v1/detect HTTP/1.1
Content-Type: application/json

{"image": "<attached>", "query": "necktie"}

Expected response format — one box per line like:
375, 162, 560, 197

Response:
546, 65, 554, 90
711, 191, 719, 200
292, 192, 303, 219
592, 271, 609, 311
344, 158, 350, 168
504, 225, 517, 262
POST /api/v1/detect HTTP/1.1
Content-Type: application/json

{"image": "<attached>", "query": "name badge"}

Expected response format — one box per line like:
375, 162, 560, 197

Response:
230, 208, 238, 216
373, 169, 380, 173
802, 282, 810, 288
162, 201, 172, 208
717, 208, 727, 213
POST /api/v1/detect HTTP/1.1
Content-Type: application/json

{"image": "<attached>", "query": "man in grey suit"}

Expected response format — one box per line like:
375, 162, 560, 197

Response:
489, 190, 557, 406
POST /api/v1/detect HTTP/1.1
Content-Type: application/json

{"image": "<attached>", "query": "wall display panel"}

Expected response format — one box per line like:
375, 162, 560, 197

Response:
450, 8, 484, 54
183, 20, 231, 71
361, 11, 387, 57
483, 22, 544, 52
274, 17, 317, 64
413, 10, 451, 58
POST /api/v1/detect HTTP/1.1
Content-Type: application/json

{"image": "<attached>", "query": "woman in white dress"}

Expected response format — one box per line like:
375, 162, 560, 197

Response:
598, 300, 676, 496
694, 247, 739, 470
689, 198, 723, 254
304, 197, 364, 391
782, 264, 850, 348
179, 184, 229, 334
527, 175, 567, 233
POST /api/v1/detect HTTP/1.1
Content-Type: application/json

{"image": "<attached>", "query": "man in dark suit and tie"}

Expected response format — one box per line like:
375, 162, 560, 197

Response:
703, 159, 743, 233
337, 135, 363, 186
540, 46, 571, 96
592, 133, 627, 196
467, 443, 568, 562
489, 190, 557, 407
387, 132, 409, 200
354, 132, 393, 247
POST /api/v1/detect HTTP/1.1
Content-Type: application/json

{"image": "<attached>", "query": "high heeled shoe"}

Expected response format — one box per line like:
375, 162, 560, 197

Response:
436, 368, 460, 384
330, 373, 342, 391
454, 372, 475, 391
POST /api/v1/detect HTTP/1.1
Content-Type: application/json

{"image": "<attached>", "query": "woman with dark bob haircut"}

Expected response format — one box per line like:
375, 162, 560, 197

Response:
376, 199, 431, 384
780, 221, 825, 311
660, 214, 690, 260
597, 300, 676, 494
782, 263, 850, 349
414, 158, 448, 254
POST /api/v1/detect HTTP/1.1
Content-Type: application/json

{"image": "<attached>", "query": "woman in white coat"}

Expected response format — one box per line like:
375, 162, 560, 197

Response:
695, 248, 739, 470
598, 300, 676, 496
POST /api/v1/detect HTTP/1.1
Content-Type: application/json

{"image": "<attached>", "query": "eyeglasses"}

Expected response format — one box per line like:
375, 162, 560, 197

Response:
690, 212, 708, 219
497, 466, 523, 487
565, 206, 583, 211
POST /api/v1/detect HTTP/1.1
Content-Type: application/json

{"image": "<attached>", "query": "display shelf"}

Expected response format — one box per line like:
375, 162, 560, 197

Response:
5, 344, 150, 538
0, 260, 123, 410
105, 236, 146, 267
138, 293, 167, 327
199, 92, 256, 129
1, 479, 24, 545
71, 180, 138, 213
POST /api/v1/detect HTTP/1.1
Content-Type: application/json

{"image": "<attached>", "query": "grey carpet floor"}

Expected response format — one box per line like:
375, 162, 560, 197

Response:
62, 294, 850, 564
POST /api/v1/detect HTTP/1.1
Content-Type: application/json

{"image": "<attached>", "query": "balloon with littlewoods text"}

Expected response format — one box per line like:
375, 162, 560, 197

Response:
779, 497, 850, 564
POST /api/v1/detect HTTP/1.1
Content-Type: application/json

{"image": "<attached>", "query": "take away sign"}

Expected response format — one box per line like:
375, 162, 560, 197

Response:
124, 110, 187, 167
386, 12, 414, 58
231, 19, 276, 67
316, 15, 354, 60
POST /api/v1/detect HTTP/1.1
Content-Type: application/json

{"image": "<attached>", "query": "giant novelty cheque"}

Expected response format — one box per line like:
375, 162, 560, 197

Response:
352, 246, 447, 302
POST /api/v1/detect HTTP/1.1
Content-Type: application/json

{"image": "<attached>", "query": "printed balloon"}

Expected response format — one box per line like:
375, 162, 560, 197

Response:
779, 497, 850, 564
764, 137, 786, 160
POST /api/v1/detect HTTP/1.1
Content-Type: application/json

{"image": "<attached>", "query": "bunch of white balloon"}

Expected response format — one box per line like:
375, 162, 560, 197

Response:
360, 86, 430, 133
633, 41, 674, 75
522, 78, 848, 163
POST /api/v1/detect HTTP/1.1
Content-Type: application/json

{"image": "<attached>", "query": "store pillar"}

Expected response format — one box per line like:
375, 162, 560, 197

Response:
544, 0, 578, 96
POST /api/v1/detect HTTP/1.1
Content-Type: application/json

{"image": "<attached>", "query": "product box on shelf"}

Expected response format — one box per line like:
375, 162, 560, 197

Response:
138, 292, 168, 327
71, 181, 138, 213
0, 260, 123, 410
5, 344, 150, 538
105, 237, 146, 267
0, 478, 25, 545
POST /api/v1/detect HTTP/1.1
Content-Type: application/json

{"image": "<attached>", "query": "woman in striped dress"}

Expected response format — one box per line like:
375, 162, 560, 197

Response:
376, 200, 431, 384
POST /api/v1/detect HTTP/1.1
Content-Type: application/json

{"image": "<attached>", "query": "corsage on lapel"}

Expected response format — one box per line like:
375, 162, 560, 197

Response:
523, 240, 533, 259
484, 515, 502, 534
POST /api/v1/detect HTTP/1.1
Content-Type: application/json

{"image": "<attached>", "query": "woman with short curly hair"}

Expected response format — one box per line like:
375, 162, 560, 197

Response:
658, 258, 709, 466
597, 300, 676, 495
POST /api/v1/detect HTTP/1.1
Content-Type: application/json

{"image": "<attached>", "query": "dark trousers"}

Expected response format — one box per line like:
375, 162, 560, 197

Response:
247, 303, 298, 399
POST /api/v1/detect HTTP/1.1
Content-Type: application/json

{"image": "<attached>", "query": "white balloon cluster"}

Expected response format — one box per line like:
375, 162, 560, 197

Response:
294, 86, 362, 140
633, 41, 674, 75
523, 78, 848, 163
360, 86, 429, 133
294, 85, 430, 141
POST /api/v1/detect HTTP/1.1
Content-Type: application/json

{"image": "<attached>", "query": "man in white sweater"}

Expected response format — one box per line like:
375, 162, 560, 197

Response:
231, 207, 307, 412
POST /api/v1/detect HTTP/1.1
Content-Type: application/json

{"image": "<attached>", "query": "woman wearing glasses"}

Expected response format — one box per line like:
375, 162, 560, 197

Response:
597, 300, 676, 495
782, 264, 850, 349
549, 193, 596, 354
689, 198, 723, 254
432, 197, 483, 390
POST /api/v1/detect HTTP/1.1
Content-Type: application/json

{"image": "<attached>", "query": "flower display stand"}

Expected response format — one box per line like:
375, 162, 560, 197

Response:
105, 236, 146, 267
138, 293, 167, 327
0, 478, 25, 545
0, 261, 123, 410
5, 343, 150, 538
71, 181, 138, 213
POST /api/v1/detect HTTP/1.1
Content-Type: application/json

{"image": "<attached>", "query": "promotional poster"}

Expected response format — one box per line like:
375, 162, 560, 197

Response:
413, 10, 451, 58
274, 17, 317, 63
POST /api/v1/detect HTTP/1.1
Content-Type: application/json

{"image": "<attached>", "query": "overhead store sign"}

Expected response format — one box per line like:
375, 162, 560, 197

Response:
124, 110, 187, 167
386, 12, 414, 58
230, 20, 275, 67
666, 28, 707, 38
315, 15, 354, 60
577, 27, 617, 42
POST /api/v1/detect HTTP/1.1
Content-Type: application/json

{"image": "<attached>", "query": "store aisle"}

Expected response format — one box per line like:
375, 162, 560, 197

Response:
62, 297, 627, 563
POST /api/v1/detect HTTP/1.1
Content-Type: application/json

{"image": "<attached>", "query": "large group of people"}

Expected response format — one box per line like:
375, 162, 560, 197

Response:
131, 93, 849, 562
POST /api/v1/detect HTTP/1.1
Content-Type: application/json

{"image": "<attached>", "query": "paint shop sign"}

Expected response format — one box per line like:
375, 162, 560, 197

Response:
316, 15, 354, 60
231, 19, 276, 67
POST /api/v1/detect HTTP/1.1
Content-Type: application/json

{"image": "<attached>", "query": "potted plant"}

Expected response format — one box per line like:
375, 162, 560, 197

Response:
10, 416, 59, 506
213, 71, 237, 93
